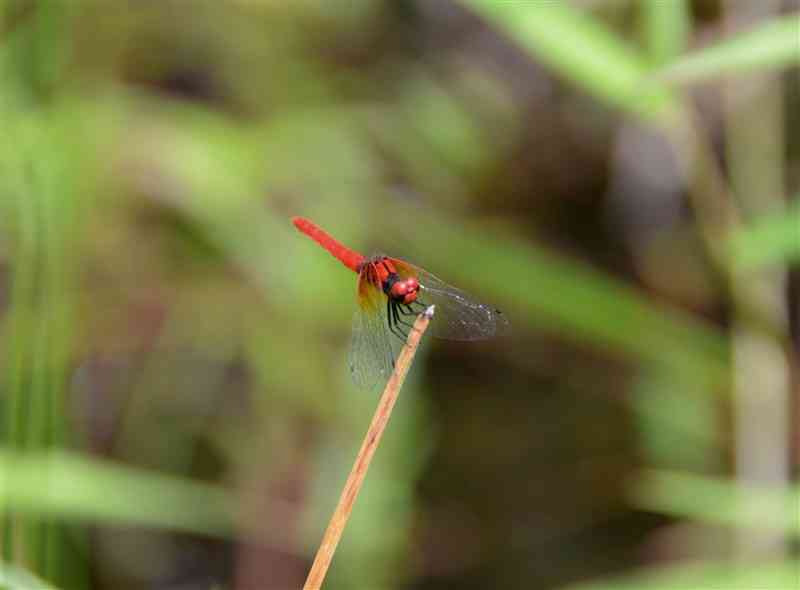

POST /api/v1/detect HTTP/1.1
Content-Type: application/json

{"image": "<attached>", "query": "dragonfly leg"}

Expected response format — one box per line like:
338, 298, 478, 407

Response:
396, 312, 415, 326
391, 301, 422, 336
393, 303, 411, 339
396, 316, 415, 330
389, 322, 408, 342
399, 303, 429, 318
394, 305, 418, 328
386, 299, 408, 342
388, 321, 406, 342
410, 299, 427, 311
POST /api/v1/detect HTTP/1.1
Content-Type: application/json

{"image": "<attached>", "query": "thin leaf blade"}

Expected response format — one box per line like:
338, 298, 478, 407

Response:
658, 14, 800, 84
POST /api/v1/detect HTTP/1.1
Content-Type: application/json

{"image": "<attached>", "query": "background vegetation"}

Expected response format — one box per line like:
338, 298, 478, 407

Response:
0, 1, 798, 589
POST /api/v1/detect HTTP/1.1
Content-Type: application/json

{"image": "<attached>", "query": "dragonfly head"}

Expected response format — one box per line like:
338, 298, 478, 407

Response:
389, 277, 420, 305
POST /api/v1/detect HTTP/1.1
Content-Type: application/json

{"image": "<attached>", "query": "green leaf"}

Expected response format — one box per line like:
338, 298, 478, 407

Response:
565, 559, 800, 590
730, 200, 800, 269
0, 450, 235, 537
658, 14, 800, 84
630, 469, 800, 536
460, 0, 677, 121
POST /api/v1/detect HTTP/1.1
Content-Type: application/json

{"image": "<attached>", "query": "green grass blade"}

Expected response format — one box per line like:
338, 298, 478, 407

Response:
630, 469, 800, 536
460, 0, 677, 121
658, 14, 800, 84
0, 450, 235, 537
0, 102, 91, 583
641, 0, 691, 65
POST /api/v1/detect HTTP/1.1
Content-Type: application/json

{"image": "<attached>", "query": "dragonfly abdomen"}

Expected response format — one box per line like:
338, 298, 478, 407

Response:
292, 217, 365, 272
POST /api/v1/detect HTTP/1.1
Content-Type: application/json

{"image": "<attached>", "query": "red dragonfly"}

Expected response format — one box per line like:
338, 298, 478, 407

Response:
293, 217, 508, 389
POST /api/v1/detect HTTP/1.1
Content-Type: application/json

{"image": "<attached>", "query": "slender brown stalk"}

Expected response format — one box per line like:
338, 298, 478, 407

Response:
302, 305, 435, 590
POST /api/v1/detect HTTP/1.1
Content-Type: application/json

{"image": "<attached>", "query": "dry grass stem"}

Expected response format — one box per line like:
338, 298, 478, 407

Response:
302, 305, 435, 590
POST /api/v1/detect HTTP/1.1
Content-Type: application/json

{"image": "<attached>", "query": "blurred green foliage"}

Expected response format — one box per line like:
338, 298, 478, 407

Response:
465, 0, 678, 121
566, 558, 800, 590
731, 197, 800, 269
0, 1, 797, 589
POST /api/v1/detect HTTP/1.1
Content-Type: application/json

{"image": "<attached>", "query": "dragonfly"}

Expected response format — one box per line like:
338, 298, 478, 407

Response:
292, 217, 508, 389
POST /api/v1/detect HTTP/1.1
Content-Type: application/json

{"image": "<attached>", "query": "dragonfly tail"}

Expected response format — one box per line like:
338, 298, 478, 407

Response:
292, 217, 365, 272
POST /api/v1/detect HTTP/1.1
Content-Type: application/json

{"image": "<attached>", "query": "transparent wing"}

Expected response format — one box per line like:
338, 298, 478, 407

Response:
348, 266, 397, 390
392, 258, 509, 341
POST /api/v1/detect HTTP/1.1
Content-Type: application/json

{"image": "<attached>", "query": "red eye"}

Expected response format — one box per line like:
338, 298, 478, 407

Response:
391, 282, 408, 297
406, 278, 419, 291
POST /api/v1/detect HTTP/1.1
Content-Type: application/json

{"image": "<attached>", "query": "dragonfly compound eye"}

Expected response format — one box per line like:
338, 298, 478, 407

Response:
399, 279, 419, 304
390, 282, 409, 298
